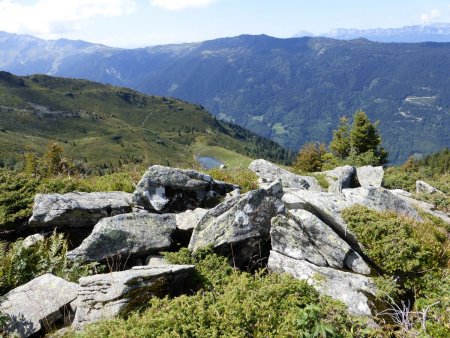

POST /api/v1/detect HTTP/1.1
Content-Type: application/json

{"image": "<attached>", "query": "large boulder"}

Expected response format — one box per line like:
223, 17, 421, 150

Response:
322, 165, 356, 193
268, 251, 376, 317
28, 192, 133, 229
72, 264, 194, 329
0, 274, 78, 337
249, 159, 323, 191
356, 166, 384, 188
342, 187, 422, 221
66, 212, 176, 263
281, 189, 357, 247
133, 165, 237, 212
189, 180, 284, 268
288, 209, 370, 274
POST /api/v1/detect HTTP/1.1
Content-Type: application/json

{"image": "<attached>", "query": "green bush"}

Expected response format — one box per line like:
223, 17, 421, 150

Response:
73, 248, 372, 337
0, 232, 103, 294
342, 206, 450, 336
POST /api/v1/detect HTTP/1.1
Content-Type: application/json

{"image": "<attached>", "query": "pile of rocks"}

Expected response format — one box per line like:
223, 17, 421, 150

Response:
1, 161, 447, 337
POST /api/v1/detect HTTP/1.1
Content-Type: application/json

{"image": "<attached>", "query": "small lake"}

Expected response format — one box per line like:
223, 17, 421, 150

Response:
196, 156, 223, 169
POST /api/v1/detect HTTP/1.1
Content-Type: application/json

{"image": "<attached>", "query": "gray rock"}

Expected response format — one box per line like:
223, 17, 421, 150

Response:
282, 189, 358, 246
175, 208, 208, 231
271, 214, 328, 266
28, 192, 133, 229
145, 256, 167, 265
390, 189, 450, 224
21, 233, 45, 249
133, 165, 238, 212
0, 274, 78, 337
288, 209, 371, 274
416, 180, 441, 194
189, 180, 284, 268
249, 159, 323, 191
268, 251, 376, 317
356, 166, 384, 188
72, 264, 194, 329
66, 212, 176, 263
343, 187, 422, 221
322, 165, 356, 193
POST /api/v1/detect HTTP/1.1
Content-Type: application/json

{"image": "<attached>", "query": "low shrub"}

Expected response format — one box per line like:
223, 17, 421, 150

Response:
0, 232, 103, 295
207, 167, 258, 192
342, 206, 450, 335
73, 248, 372, 337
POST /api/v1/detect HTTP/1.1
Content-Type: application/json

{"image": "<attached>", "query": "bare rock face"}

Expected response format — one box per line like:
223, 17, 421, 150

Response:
133, 165, 238, 212
189, 180, 284, 268
322, 165, 356, 193
66, 212, 176, 263
0, 274, 78, 337
28, 192, 133, 229
175, 208, 208, 231
356, 166, 384, 188
248, 159, 323, 191
72, 264, 194, 329
268, 251, 376, 317
342, 187, 422, 221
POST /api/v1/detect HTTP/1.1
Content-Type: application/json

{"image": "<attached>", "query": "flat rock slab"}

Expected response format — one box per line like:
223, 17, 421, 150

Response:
249, 159, 323, 191
356, 166, 384, 188
268, 251, 376, 317
342, 187, 422, 221
175, 208, 208, 231
0, 273, 78, 337
189, 181, 284, 268
28, 192, 133, 229
66, 212, 176, 263
72, 264, 194, 329
133, 165, 238, 212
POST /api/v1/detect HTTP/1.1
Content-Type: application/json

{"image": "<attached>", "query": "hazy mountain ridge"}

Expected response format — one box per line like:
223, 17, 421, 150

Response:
309, 23, 450, 42
1, 32, 450, 163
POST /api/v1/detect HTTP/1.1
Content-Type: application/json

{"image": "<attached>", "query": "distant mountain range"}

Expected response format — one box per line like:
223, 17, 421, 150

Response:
1, 31, 450, 163
295, 23, 450, 43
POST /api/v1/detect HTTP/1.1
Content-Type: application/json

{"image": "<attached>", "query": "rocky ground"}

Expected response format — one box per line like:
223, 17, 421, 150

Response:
1, 160, 448, 337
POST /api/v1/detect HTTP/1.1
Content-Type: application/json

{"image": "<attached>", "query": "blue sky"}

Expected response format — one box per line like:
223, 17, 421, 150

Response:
1, 0, 450, 47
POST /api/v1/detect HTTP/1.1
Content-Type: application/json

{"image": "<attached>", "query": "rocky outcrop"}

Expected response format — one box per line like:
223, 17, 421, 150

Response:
416, 180, 441, 194
342, 187, 422, 221
249, 159, 323, 191
28, 192, 133, 229
288, 209, 370, 274
0, 274, 78, 337
390, 189, 450, 224
133, 165, 237, 212
189, 180, 284, 268
66, 212, 176, 263
322, 165, 356, 193
72, 264, 194, 329
268, 251, 376, 317
356, 166, 384, 188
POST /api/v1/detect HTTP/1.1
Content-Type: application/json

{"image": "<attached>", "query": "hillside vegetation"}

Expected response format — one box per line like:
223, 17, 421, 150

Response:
1, 33, 450, 163
0, 71, 293, 172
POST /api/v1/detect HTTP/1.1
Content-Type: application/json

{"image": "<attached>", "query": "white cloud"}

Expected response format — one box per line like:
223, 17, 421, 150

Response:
0, 0, 136, 38
420, 8, 441, 24
150, 0, 217, 11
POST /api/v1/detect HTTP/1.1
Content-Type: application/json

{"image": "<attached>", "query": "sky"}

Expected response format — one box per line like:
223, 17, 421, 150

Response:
1, 0, 450, 48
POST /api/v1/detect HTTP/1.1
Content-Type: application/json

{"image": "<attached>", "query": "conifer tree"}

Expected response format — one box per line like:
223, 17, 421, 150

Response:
350, 111, 381, 155
330, 116, 350, 159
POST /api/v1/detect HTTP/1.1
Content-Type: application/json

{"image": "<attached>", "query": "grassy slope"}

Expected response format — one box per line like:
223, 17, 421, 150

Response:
0, 72, 289, 170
